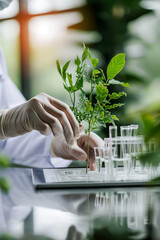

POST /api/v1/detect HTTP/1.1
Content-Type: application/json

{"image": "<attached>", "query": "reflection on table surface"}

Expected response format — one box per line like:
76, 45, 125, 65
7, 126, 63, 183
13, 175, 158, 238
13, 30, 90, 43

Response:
0, 168, 160, 240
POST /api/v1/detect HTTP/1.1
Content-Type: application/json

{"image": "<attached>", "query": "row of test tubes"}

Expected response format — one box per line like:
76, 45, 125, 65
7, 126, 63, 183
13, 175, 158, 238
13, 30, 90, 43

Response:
94, 125, 159, 181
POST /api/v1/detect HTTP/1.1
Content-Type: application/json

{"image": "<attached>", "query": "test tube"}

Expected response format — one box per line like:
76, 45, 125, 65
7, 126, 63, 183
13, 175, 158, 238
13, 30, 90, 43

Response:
94, 147, 104, 173
120, 126, 131, 138
106, 138, 122, 179
122, 141, 132, 177
109, 126, 117, 139
103, 147, 110, 176
130, 125, 138, 161
109, 126, 118, 158
134, 136, 145, 174
120, 126, 132, 173
130, 124, 138, 137
104, 138, 115, 179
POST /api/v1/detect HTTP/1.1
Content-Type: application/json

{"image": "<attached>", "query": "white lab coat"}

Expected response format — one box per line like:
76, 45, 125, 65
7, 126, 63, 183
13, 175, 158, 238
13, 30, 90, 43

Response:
0, 46, 72, 168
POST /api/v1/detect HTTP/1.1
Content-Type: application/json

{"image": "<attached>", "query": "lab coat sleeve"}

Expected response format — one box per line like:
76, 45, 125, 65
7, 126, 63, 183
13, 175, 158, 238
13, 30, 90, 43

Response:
0, 46, 72, 168
1, 131, 72, 168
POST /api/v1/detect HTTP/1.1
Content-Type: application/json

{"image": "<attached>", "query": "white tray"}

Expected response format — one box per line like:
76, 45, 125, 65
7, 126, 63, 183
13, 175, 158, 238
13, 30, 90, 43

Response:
31, 168, 160, 190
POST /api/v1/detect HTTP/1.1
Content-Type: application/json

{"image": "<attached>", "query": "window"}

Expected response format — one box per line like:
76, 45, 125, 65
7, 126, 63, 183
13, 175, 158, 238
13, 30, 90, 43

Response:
0, 0, 100, 102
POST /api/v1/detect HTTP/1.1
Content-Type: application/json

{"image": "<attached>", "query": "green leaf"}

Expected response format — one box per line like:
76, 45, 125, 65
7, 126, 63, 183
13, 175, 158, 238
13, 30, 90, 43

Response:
108, 115, 116, 125
74, 56, 81, 66
90, 58, 98, 69
80, 88, 85, 94
107, 53, 125, 80
120, 82, 130, 87
64, 83, 77, 93
111, 115, 119, 121
76, 66, 81, 74
71, 86, 77, 92
96, 83, 108, 102
99, 69, 106, 82
109, 79, 130, 87
109, 79, 121, 85
105, 103, 125, 110
93, 69, 100, 75
95, 77, 102, 84
62, 60, 70, 80
91, 126, 99, 131
0, 177, 10, 193
85, 100, 93, 113
82, 47, 89, 62
84, 62, 89, 70
100, 111, 104, 119
103, 116, 112, 123
103, 115, 115, 125
63, 84, 71, 92
139, 151, 160, 168
141, 113, 160, 141
67, 73, 73, 86
109, 92, 127, 100
0, 154, 10, 168
76, 76, 83, 90
56, 60, 61, 76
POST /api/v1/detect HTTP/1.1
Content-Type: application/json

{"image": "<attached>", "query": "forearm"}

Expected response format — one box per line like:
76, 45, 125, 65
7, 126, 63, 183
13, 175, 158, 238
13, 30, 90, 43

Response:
0, 108, 25, 140
0, 109, 8, 140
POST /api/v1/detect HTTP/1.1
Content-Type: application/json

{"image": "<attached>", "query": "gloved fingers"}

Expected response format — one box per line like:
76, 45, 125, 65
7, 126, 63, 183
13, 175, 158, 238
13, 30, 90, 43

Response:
77, 132, 104, 171
40, 123, 52, 136
49, 96, 80, 138
78, 132, 104, 149
88, 147, 96, 171
88, 133, 104, 170
51, 135, 87, 160
30, 95, 76, 144
41, 103, 75, 144
30, 109, 52, 135
68, 143, 87, 161
32, 101, 75, 142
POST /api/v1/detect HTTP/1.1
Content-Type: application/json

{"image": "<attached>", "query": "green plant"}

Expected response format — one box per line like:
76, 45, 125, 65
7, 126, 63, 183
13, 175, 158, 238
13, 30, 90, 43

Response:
0, 153, 10, 193
138, 105, 160, 171
56, 45, 130, 173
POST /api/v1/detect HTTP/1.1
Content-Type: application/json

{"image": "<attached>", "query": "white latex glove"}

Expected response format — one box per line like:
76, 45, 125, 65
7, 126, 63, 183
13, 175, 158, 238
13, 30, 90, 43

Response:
51, 132, 104, 170
0, 93, 79, 144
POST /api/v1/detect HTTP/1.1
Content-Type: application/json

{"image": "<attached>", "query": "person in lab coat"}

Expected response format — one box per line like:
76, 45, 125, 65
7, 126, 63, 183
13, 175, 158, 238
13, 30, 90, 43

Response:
0, 1, 103, 170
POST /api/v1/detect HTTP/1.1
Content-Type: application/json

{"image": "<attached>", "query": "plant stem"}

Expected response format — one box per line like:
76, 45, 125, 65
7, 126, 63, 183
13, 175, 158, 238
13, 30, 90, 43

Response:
69, 92, 74, 107
86, 74, 94, 174
73, 92, 75, 109
86, 123, 91, 174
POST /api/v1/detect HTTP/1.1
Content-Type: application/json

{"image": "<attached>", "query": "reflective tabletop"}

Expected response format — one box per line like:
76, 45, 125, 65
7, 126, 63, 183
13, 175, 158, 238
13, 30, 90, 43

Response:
1, 167, 160, 240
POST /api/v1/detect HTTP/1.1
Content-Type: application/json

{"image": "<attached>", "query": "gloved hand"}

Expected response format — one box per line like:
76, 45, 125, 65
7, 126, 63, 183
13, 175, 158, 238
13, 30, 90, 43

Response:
51, 132, 104, 170
0, 93, 79, 144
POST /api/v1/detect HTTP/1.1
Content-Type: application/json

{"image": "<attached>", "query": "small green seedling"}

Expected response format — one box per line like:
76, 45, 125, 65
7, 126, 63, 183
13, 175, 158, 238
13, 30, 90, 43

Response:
56, 45, 130, 173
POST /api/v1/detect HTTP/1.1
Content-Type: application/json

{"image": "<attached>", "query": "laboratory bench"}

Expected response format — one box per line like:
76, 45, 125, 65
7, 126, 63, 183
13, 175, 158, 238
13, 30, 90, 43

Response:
0, 167, 160, 240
